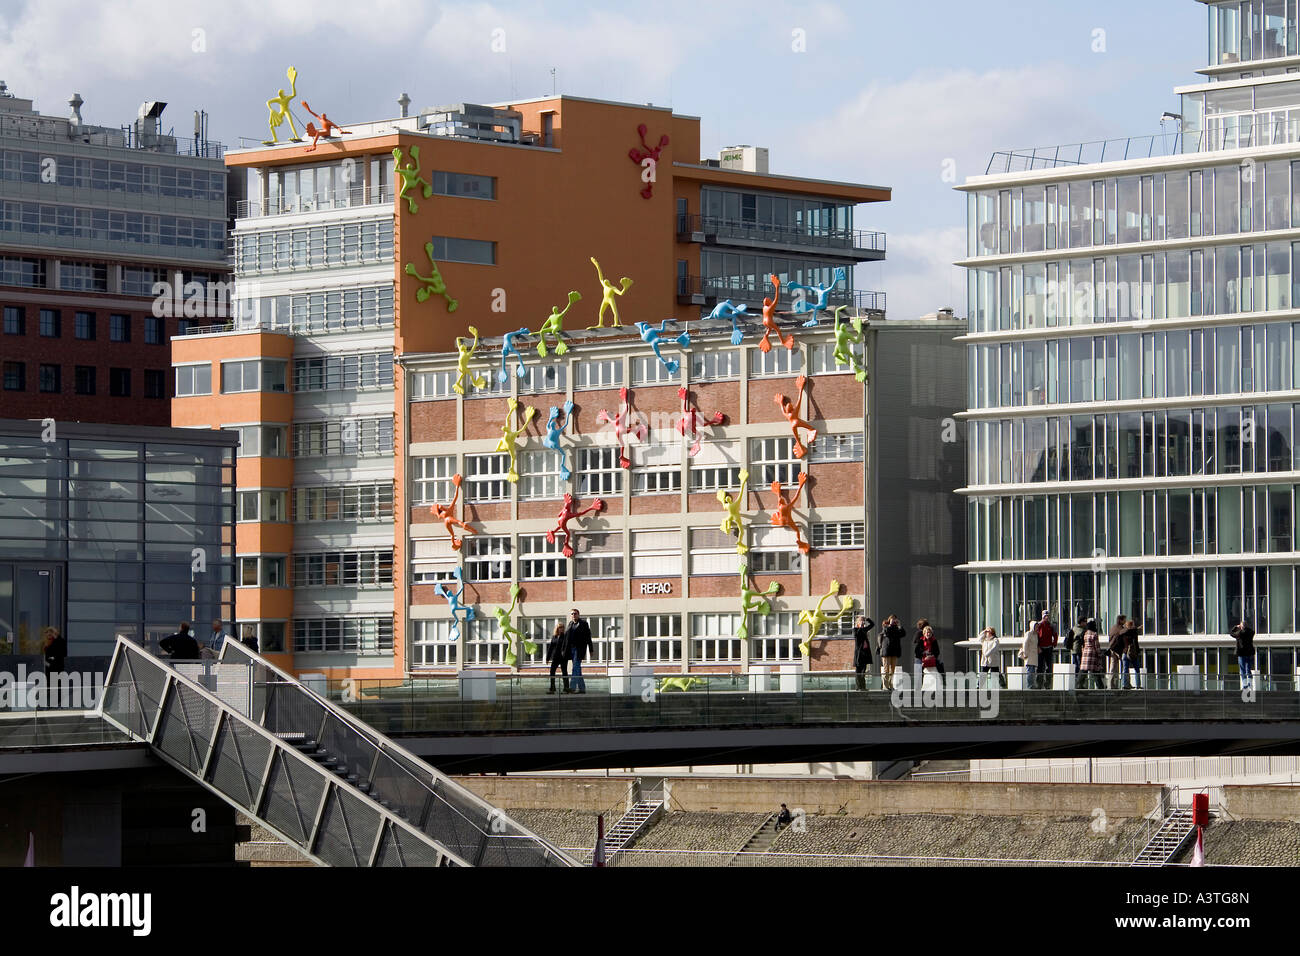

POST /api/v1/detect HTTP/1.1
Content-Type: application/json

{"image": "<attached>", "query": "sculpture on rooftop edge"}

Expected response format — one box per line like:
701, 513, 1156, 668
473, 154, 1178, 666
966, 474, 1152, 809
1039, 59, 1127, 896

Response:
758, 274, 795, 353
677, 386, 724, 457
498, 327, 532, 383
496, 585, 535, 668
587, 257, 633, 329
431, 473, 475, 551
301, 101, 351, 152
635, 319, 691, 374
393, 144, 432, 214
406, 241, 458, 312
708, 300, 750, 346
596, 386, 646, 470
775, 374, 817, 459
544, 401, 576, 480
629, 123, 669, 199
831, 306, 868, 383
769, 472, 811, 555
433, 567, 475, 643
736, 558, 781, 642
798, 580, 854, 657
497, 398, 537, 483
453, 326, 487, 395
717, 468, 750, 554
263, 66, 302, 145
538, 291, 582, 357
547, 493, 605, 558
787, 266, 847, 328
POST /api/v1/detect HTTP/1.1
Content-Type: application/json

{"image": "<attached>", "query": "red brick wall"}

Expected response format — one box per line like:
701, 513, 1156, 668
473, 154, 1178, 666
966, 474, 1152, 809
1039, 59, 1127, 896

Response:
803, 373, 864, 421
409, 399, 457, 443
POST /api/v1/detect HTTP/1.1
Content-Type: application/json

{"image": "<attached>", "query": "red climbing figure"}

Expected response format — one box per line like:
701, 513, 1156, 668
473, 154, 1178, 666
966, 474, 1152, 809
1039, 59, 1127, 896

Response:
431, 473, 476, 551
775, 374, 817, 458
547, 493, 606, 558
628, 123, 669, 199
677, 386, 725, 457
769, 472, 811, 555
300, 101, 352, 152
759, 274, 795, 354
596, 386, 646, 470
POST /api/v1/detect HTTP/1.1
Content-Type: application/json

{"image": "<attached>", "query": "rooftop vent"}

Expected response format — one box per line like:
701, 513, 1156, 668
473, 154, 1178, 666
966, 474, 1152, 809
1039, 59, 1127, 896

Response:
719, 145, 768, 174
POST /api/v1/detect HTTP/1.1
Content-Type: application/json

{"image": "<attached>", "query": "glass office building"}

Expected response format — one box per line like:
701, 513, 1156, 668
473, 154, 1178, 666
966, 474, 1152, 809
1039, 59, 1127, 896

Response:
956, 0, 1300, 681
0, 419, 236, 672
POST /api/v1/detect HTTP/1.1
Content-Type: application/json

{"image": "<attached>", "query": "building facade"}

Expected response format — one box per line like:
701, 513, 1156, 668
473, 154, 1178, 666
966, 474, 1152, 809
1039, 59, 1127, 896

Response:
957, 0, 1300, 682
0, 84, 230, 425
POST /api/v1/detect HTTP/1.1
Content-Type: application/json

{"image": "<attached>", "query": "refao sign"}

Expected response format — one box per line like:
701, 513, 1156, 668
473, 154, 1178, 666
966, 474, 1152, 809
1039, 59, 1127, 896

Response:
639, 582, 673, 595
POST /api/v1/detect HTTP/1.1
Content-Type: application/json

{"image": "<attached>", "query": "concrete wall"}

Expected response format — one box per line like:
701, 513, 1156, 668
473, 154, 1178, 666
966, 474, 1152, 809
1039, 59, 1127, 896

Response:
454, 775, 633, 812
1223, 785, 1300, 821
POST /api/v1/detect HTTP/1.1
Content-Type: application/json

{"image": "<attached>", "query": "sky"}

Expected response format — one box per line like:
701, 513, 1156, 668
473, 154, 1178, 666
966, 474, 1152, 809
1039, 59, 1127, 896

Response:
0, 0, 1207, 322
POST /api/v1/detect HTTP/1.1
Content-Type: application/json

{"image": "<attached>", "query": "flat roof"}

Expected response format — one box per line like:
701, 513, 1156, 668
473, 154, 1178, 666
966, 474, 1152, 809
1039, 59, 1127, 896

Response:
0, 418, 239, 446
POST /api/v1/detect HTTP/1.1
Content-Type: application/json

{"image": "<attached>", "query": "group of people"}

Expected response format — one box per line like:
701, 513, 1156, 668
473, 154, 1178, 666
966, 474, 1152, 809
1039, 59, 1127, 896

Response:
851, 615, 948, 690
159, 621, 254, 660
546, 608, 595, 694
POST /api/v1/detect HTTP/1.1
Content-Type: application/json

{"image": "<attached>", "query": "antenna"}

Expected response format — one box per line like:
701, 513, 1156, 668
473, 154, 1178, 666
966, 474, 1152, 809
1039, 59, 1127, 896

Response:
550, 68, 556, 96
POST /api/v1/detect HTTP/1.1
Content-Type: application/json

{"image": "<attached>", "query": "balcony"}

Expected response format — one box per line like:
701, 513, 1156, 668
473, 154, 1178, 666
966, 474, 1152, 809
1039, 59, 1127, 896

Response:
677, 214, 886, 260
236, 184, 396, 219
678, 275, 885, 315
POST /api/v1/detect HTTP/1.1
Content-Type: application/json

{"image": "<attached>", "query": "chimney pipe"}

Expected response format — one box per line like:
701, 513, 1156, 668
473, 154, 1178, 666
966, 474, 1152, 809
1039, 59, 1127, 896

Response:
68, 92, 84, 125
398, 92, 411, 118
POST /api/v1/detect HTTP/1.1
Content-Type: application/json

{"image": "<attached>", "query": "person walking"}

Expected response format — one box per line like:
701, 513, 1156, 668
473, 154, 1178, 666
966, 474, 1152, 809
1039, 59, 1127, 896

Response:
1035, 610, 1058, 689
978, 626, 1003, 689
1231, 619, 1256, 690
546, 622, 569, 694
1106, 616, 1128, 689
1018, 624, 1040, 688
159, 622, 201, 661
1121, 618, 1143, 689
852, 615, 875, 690
878, 615, 905, 690
564, 608, 593, 694
1079, 620, 1106, 689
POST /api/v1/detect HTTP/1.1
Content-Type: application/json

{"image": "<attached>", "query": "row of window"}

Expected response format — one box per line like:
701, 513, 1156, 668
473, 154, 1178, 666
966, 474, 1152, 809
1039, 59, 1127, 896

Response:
294, 351, 393, 392
700, 188, 855, 237
1, 362, 162, 397
256, 158, 493, 216
212, 419, 395, 459
3, 306, 164, 343
292, 617, 393, 654
235, 285, 393, 335
238, 551, 396, 588
233, 219, 393, 275
0, 200, 225, 251
0, 148, 225, 200
235, 483, 395, 523
702, 251, 858, 300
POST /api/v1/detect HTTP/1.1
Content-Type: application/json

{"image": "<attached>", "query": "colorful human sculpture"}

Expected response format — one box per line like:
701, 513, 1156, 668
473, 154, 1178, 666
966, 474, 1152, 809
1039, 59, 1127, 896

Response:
629, 123, 670, 199
658, 675, 705, 692
300, 101, 351, 152
787, 267, 847, 328
433, 566, 475, 643
393, 144, 432, 214
544, 401, 575, 480
775, 374, 817, 458
769, 472, 811, 554
453, 326, 487, 395
831, 306, 868, 383
547, 493, 605, 558
406, 242, 458, 312
262, 66, 301, 145
498, 327, 532, 383
538, 291, 581, 358
709, 300, 750, 346
717, 469, 750, 554
798, 580, 854, 657
588, 257, 633, 329
431, 473, 475, 551
758, 274, 795, 353
736, 558, 781, 641
634, 319, 691, 374
596, 386, 646, 469
677, 386, 724, 457
496, 585, 536, 668
496, 398, 537, 483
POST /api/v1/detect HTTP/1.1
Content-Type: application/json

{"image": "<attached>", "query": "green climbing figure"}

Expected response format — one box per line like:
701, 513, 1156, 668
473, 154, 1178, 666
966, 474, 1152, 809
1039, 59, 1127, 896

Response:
798, 580, 854, 657
496, 585, 535, 668
538, 291, 582, 358
497, 398, 537, 483
831, 306, 868, 383
453, 326, 487, 395
393, 145, 433, 214
717, 468, 750, 555
587, 257, 633, 329
406, 241, 458, 312
736, 558, 781, 641
263, 66, 302, 145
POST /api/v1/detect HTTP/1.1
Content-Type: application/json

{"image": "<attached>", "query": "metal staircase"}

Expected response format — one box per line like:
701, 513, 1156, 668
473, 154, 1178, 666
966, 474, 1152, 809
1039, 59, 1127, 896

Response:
586, 800, 663, 863
1132, 808, 1199, 866
98, 636, 575, 867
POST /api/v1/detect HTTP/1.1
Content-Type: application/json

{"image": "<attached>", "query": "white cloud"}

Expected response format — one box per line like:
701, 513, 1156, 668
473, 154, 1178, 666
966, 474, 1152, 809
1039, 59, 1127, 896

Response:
868, 227, 967, 323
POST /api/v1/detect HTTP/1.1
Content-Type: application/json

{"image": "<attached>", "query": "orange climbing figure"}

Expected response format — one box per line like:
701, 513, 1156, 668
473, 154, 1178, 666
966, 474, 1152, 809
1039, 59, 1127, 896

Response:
263, 67, 302, 145
775, 374, 817, 459
431, 474, 476, 551
758, 274, 795, 353
301, 101, 351, 152
587, 257, 633, 329
769, 472, 811, 554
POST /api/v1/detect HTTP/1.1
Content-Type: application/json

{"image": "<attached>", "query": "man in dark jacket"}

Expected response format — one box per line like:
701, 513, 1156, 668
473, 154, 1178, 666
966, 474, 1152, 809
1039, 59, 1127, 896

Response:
852, 615, 875, 690
547, 624, 569, 694
159, 622, 201, 661
1106, 616, 1128, 689
1121, 618, 1143, 689
564, 608, 593, 694
1231, 620, 1256, 690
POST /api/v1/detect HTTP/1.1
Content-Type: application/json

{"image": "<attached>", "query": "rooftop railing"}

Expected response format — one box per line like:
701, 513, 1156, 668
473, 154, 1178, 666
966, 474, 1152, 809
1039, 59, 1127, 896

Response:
679, 214, 887, 255
679, 275, 886, 314
0, 114, 224, 159
236, 184, 396, 219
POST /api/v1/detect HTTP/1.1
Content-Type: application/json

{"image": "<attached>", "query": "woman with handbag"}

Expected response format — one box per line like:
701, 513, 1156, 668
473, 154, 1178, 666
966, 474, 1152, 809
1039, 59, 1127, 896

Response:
978, 626, 1003, 689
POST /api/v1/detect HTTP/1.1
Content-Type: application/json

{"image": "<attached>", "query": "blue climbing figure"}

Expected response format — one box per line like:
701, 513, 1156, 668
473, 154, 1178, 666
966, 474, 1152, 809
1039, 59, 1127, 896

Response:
433, 566, 476, 642
634, 319, 691, 374
787, 267, 847, 328
498, 327, 531, 383
709, 299, 750, 345
544, 401, 575, 480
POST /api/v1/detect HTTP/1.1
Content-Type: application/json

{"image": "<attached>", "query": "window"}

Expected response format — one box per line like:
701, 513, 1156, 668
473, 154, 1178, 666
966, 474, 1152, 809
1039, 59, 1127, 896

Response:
574, 532, 623, 579
413, 619, 458, 666
631, 529, 683, 577
465, 453, 511, 502
518, 363, 566, 394
294, 617, 394, 654
292, 418, 393, 457
520, 449, 563, 500
144, 315, 163, 344
586, 615, 625, 663
633, 437, 683, 494
690, 350, 740, 381
574, 358, 622, 389
750, 436, 803, 487
689, 527, 738, 575
461, 370, 511, 398
110, 313, 130, 342
75, 311, 95, 340
808, 339, 862, 376
294, 482, 393, 521
39, 309, 60, 338
808, 432, 864, 463
223, 359, 288, 393
293, 550, 393, 587
74, 366, 95, 395
238, 556, 288, 587
412, 457, 456, 505
233, 424, 289, 458
410, 536, 458, 584
749, 347, 802, 377
464, 535, 511, 582
811, 521, 864, 550
519, 615, 566, 667
576, 446, 622, 497
38, 364, 60, 393
3, 306, 25, 335
2, 361, 24, 391
691, 612, 742, 663
237, 490, 289, 522
109, 368, 130, 397
59, 262, 107, 292
143, 369, 165, 398
175, 364, 212, 397
750, 611, 801, 661
463, 616, 505, 666
0, 257, 44, 288
428, 235, 496, 265
689, 440, 742, 492
411, 370, 455, 399
633, 614, 682, 663
519, 534, 567, 580
749, 525, 803, 573
241, 622, 287, 654
431, 170, 496, 199
632, 355, 679, 386
294, 351, 393, 391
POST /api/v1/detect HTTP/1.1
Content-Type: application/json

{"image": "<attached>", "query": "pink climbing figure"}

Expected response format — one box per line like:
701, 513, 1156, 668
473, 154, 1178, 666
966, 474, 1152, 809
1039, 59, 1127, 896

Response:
769, 472, 811, 555
596, 386, 646, 470
775, 374, 817, 459
430, 473, 475, 551
300, 101, 352, 152
628, 123, 669, 199
677, 386, 725, 457
547, 493, 605, 558
758, 274, 795, 354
